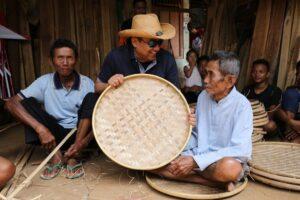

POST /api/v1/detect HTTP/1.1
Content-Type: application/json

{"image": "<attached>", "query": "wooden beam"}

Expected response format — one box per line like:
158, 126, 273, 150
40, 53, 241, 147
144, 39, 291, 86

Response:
246, 0, 272, 84
264, 0, 287, 83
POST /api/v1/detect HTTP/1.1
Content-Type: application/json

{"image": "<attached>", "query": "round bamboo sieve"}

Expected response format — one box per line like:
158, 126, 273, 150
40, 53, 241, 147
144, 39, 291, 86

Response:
92, 74, 192, 170
146, 174, 248, 199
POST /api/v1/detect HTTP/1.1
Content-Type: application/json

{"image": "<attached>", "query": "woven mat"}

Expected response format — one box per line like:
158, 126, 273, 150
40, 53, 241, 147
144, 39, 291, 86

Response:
250, 173, 300, 191
252, 133, 263, 143
92, 74, 191, 170
249, 142, 300, 179
250, 167, 300, 185
250, 100, 260, 106
145, 174, 247, 199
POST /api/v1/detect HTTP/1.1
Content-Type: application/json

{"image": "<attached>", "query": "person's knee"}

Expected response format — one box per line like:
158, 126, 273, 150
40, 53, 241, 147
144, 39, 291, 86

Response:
214, 157, 242, 182
0, 158, 16, 186
263, 120, 277, 132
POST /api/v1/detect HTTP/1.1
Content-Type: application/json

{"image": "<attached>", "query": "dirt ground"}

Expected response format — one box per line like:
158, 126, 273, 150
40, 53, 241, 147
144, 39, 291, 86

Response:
0, 125, 299, 200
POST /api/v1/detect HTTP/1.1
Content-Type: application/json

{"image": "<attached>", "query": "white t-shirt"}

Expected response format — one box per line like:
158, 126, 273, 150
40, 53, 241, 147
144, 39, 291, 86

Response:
184, 65, 202, 87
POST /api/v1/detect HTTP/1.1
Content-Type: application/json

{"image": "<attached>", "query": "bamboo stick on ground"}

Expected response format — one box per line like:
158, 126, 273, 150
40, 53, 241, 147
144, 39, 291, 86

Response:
6, 128, 77, 200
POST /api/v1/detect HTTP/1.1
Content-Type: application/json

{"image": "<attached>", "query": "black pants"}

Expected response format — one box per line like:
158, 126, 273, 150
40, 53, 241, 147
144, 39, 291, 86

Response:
21, 93, 99, 150
21, 97, 76, 150
77, 92, 99, 121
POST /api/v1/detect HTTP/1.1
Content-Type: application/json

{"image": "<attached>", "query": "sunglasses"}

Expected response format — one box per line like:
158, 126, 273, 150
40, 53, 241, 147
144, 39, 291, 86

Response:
140, 39, 163, 48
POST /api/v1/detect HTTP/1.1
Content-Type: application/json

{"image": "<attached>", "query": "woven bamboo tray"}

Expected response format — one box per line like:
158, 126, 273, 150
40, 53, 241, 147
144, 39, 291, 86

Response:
250, 100, 260, 106
145, 174, 248, 199
249, 142, 300, 179
253, 112, 268, 120
92, 74, 192, 170
252, 133, 263, 143
253, 127, 264, 132
253, 130, 267, 135
253, 118, 269, 127
250, 173, 300, 191
250, 167, 300, 185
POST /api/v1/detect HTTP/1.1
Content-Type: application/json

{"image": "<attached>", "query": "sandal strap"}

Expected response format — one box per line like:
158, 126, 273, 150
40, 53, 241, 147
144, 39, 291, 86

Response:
67, 162, 83, 172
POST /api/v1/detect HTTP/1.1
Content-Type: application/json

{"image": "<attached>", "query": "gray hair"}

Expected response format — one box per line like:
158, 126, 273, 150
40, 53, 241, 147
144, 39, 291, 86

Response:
210, 51, 240, 77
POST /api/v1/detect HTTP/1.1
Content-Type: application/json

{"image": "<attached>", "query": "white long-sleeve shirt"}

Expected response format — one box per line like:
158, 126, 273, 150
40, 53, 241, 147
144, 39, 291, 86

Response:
182, 87, 253, 170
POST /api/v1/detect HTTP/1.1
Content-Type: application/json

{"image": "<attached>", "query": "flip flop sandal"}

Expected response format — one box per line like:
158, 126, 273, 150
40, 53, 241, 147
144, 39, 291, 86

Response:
40, 162, 63, 180
66, 162, 85, 179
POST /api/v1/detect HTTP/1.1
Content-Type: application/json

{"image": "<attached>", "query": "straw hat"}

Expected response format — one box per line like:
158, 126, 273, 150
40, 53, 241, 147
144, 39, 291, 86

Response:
119, 13, 176, 40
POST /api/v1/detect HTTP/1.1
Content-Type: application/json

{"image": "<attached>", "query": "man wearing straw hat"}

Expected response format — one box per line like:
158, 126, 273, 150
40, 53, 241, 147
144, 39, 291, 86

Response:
64, 14, 194, 158
151, 51, 253, 191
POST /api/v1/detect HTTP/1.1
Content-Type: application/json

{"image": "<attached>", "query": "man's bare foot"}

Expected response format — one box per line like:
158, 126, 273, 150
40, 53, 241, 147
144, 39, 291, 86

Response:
226, 182, 235, 192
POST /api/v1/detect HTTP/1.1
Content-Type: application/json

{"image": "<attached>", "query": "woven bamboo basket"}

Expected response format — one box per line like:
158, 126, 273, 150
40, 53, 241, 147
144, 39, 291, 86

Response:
253, 112, 268, 120
253, 117, 269, 127
252, 133, 263, 143
250, 173, 300, 191
92, 74, 192, 170
145, 174, 248, 199
250, 167, 300, 185
249, 142, 300, 179
250, 100, 260, 106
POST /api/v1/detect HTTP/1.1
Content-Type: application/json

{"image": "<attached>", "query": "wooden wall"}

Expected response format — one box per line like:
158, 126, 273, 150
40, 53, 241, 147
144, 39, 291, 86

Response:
4, 0, 119, 92
3, 0, 186, 92
200, 0, 300, 90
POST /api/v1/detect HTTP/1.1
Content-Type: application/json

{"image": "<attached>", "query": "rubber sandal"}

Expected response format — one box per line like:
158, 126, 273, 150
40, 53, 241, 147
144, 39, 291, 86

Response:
65, 162, 85, 179
40, 162, 63, 180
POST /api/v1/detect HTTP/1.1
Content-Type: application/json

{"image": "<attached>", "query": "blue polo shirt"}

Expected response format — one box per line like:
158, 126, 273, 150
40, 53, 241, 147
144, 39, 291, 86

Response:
98, 44, 180, 88
19, 72, 94, 129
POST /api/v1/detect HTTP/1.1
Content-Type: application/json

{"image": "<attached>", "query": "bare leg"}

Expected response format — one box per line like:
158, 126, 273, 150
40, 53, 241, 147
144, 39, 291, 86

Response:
150, 168, 218, 187
76, 118, 92, 142
199, 157, 243, 191
0, 157, 16, 188
150, 157, 242, 191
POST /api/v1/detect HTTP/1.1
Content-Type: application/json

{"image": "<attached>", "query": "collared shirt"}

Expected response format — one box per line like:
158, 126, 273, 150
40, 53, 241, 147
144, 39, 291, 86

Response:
182, 87, 253, 170
19, 71, 94, 129
98, 44, 180, 88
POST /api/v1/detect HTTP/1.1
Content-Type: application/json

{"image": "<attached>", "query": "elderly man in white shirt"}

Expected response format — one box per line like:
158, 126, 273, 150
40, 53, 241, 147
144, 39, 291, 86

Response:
152, 51, 253, 191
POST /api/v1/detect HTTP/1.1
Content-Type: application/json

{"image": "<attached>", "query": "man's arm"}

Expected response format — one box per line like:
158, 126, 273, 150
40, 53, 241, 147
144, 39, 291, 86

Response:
95, 78, 109, 94
5, 95, 56, 149
184, 65, 194, 78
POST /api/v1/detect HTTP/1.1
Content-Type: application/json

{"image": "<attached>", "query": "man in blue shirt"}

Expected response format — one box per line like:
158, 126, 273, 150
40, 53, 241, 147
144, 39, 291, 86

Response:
5, 39, 94, 179
278, 61, 300, 143
64, 14, 183, 158
151, 51, 253, 191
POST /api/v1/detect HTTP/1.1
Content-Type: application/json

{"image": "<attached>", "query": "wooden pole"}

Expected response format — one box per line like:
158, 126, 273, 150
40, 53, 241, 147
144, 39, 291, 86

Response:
6, 128, 77, 200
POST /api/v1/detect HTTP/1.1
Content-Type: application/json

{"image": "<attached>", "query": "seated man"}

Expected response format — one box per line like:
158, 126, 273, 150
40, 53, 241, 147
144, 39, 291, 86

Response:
242, 59, 282, 136
0, 156, 15, 188
151, 51, 253, 191
278, 61, 300, 143
5, 39, 94, 179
